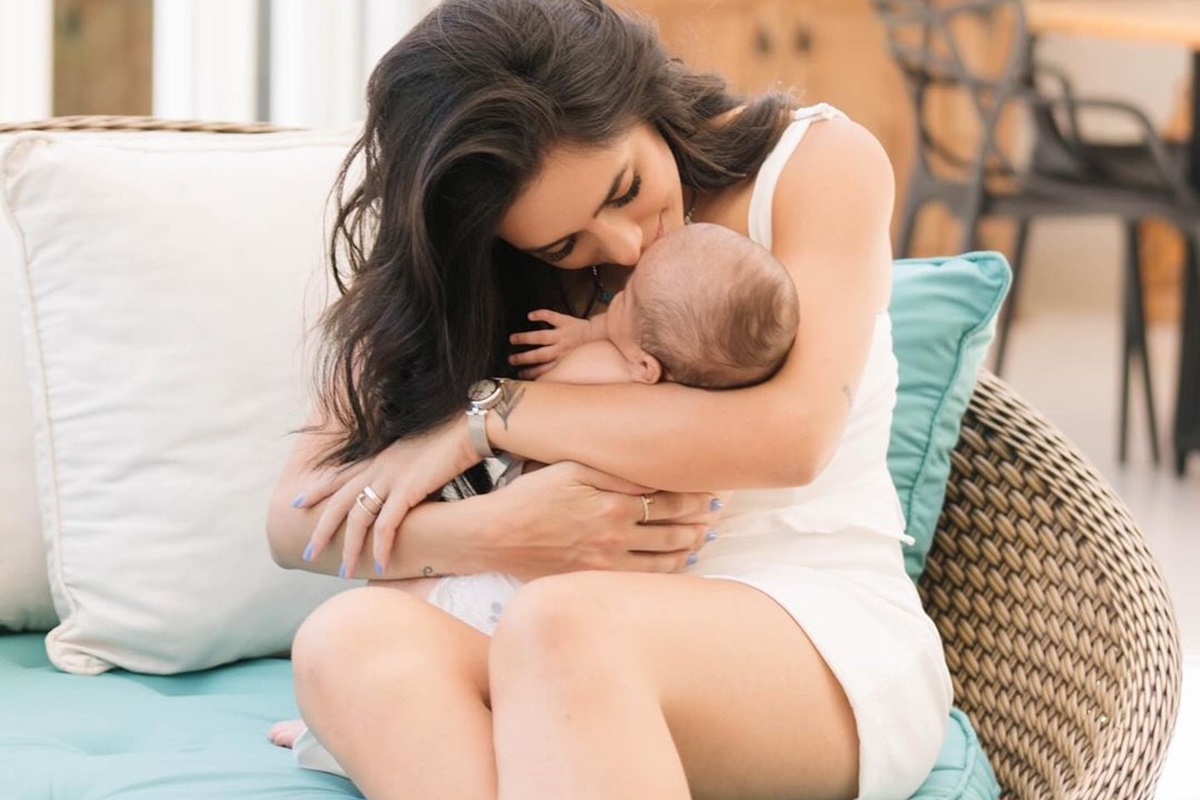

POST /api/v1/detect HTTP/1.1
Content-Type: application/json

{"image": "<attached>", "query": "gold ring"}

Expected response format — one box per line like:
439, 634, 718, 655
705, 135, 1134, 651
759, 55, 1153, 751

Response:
639, 494, 653, 524
356, 486, 383, 517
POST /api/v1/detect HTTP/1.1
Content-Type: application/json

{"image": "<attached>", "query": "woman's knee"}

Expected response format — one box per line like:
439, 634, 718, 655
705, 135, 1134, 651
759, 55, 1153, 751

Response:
490, 572, 633, 683
292, 586, 475, 712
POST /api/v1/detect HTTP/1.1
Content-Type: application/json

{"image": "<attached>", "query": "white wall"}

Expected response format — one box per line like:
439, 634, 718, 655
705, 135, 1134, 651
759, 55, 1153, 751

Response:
153, 0, 259, 122
0, 0, 52, 123
152, 0, 432, 129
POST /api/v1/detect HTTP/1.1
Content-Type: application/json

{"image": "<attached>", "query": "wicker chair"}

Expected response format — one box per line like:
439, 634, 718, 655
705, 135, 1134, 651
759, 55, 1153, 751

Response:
0, 117, 1183, 800
922, 370, 1182, 800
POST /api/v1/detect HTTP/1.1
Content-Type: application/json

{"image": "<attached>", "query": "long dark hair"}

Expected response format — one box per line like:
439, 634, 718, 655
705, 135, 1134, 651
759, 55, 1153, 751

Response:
314, 0, 795, 467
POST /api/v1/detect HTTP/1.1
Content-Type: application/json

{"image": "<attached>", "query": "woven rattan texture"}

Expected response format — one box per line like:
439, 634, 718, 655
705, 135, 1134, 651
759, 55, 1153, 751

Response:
920, 371, 1182, 800
2, 117, 1184, 800
0, 116, 284, 134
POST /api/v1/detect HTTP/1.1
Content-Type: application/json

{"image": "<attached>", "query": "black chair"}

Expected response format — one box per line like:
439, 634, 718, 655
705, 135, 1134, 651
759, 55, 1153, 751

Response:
873, 0, 1200, 468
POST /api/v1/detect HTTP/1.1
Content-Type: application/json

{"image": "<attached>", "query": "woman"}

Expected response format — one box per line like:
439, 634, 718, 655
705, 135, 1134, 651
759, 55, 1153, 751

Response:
266, 0, 953, 798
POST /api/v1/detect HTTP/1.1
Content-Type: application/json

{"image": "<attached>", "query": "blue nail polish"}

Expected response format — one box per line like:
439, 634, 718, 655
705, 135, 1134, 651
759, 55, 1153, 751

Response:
375, 560, 385, 576
291, 494, 305, 508
338, 563, 347, 579
302, 543, 314, 562
686, 552, 699, 567
710, 498, 724, 512
705, 529, 719, 542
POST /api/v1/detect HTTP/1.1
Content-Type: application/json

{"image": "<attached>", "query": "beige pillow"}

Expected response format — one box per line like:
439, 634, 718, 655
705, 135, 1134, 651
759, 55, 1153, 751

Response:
2, 129, 358, 673
0, 134, 56, 632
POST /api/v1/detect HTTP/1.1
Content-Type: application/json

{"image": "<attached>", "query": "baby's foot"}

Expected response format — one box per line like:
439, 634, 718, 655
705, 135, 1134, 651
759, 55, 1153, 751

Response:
267, 719, 306, 749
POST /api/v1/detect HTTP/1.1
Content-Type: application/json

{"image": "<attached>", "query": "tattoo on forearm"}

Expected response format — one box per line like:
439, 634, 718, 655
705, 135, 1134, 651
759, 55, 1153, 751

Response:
842, 384, 854, 408
420, 565, 452, 579
496, 382, 526, 431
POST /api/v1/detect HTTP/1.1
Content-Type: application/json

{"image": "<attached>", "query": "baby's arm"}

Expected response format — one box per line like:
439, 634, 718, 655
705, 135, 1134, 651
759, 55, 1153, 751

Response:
539, 339, 636, 385
509, 309, 609, 379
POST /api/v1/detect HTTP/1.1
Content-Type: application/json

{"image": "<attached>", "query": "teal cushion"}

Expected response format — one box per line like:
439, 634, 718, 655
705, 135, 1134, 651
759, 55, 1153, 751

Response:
910, 709, 1002, 800
888, 251, 1012, 583
0, 633, 362, 799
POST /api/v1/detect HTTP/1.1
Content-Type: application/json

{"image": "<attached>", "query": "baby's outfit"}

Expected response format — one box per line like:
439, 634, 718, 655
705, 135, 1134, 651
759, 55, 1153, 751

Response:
293, 105, 953, 800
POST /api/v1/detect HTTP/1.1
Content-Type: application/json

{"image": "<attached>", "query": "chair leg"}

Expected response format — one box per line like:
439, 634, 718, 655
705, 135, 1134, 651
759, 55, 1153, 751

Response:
895, 193, 923, 259
959, 206, 983, 253
992, 218, 1031, 377
1121, 221, 1161, 465
1174, 233, 1200, 476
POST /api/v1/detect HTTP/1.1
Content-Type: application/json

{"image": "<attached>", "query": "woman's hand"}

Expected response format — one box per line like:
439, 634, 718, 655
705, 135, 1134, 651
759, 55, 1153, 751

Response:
509, 309, 606, 380
479, 461, 722, 580
294, 415, 479, 578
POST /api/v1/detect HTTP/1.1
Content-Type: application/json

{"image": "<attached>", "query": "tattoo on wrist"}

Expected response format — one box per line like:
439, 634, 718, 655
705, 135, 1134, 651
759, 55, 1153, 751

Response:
420, 565, 454, 579
495, 381, 526, 431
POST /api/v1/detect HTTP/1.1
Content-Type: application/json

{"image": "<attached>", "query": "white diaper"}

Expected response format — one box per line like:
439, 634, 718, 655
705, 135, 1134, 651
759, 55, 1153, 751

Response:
424, 572, 524, 636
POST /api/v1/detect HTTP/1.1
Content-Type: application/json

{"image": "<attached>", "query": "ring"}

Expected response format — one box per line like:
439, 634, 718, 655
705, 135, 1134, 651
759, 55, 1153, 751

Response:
639, 494, 654, 524
355, 485, 384, 517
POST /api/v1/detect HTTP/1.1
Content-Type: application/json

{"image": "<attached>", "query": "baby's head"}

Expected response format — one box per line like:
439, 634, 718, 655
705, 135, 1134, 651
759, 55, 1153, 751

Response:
606, 223, 799, 389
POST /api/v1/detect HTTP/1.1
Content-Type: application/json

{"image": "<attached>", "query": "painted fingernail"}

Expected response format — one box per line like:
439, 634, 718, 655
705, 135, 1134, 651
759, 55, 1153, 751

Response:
375, 560, 385, 576
338, 563, 347, 579
291, 494, 306, 508
710, 498, 724, 512
302, 543, 314, 562
705, 529, 719, 543
686, 552, 699, 567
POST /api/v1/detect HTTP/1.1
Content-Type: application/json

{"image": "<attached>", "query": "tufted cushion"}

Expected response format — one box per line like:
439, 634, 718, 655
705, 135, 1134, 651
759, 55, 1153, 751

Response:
0, 633, 362, 798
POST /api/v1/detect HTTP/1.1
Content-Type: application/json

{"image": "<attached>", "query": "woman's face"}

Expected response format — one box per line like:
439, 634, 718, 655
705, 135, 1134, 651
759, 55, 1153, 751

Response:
498, 122, 687, 270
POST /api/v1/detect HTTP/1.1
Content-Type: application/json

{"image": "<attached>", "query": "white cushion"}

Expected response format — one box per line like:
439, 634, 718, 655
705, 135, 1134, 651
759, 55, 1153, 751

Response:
0, 134, 56, 632
2, 129, 357, 674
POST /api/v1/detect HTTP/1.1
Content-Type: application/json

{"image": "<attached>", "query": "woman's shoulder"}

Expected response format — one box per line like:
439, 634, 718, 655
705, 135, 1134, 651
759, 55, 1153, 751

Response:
772, 114, 895, 246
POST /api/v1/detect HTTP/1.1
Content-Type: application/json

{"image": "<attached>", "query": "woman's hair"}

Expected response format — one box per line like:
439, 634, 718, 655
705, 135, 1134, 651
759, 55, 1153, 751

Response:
315, 0, 795, 467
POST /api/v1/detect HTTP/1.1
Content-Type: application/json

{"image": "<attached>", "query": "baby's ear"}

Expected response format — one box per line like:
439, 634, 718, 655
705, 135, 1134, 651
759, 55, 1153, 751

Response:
632, 352, 663, 385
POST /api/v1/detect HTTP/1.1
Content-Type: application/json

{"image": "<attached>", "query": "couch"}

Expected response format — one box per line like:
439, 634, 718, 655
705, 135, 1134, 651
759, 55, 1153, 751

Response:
0, 116, 1182, 799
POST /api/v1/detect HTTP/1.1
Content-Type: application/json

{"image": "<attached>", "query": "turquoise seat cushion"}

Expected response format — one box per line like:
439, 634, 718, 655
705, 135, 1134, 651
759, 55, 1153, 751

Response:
0, 633, 361, 799
1, 632, 998, 799
888, 251, 1012, 582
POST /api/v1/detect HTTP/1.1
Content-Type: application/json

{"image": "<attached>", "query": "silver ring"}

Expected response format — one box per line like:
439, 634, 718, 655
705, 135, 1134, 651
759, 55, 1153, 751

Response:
639, 494, 653, 524
356, 486, 383, 517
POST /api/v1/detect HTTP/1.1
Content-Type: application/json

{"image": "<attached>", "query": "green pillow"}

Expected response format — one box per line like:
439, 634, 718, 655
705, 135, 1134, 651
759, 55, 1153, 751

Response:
888, 251, 1012, 583
887, 252, 1010, 800
910, 708, 1002, 799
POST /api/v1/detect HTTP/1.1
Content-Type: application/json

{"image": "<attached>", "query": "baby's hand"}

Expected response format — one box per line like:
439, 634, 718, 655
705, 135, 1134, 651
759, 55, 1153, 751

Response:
508, 309, 605, 379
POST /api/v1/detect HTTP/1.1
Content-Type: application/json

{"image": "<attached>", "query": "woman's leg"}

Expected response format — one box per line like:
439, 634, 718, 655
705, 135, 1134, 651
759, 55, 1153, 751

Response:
267, 577, 448, 751
291, 585, 496, 800
489, 571, 860, 800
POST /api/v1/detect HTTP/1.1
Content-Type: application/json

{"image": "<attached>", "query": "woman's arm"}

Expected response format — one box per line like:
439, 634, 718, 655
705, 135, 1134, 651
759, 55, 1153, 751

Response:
267, 412, 718, 580
484, 119, 895, 491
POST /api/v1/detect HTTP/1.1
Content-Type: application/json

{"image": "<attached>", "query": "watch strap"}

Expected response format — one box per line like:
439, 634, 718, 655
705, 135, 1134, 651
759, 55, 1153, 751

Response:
466, 409, 496, 459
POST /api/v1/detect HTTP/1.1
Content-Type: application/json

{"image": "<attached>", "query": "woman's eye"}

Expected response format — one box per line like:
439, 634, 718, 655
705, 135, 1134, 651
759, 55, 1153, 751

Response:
609, 173, 641, 209
543, 236, 576, 263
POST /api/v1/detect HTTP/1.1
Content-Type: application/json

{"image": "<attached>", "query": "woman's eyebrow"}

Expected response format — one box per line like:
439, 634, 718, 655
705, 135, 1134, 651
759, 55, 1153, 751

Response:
526, 160, 631, 253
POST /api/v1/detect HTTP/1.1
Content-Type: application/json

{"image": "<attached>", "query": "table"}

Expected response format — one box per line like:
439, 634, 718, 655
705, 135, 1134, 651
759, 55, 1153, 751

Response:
1025, 0, 1200, 475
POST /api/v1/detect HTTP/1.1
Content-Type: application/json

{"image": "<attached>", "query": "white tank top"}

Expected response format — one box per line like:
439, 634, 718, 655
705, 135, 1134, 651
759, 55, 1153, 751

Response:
721, 104, 912, 545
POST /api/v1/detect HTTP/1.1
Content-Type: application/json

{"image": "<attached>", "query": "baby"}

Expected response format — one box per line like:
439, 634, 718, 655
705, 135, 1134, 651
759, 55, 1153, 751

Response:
409, 223, 800, 628
276, 222, 800, 766
519, 222, 799, 390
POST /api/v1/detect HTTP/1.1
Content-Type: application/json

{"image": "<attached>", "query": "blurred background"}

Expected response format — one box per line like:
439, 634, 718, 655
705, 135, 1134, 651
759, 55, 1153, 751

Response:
1, 0, 1197, 795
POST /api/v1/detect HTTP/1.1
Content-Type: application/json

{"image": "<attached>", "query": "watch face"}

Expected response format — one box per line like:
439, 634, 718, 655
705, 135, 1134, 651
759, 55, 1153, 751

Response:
468, 378, 500, 404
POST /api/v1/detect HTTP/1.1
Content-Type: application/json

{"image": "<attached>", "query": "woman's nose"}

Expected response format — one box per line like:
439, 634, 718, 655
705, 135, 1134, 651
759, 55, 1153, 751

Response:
597, 213, 644, 266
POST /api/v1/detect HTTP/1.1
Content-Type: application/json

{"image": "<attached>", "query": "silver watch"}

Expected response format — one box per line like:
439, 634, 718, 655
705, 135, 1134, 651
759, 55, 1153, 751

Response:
466, 378, 508, 459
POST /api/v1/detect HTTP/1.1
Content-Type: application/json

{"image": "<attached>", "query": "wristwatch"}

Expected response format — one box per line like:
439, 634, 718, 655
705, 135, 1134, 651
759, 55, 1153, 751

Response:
466, 378, 509, 459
